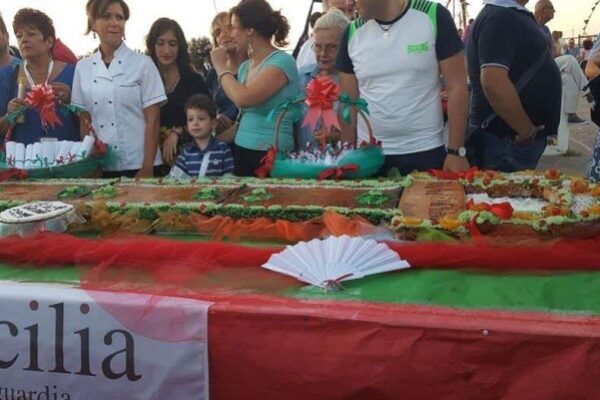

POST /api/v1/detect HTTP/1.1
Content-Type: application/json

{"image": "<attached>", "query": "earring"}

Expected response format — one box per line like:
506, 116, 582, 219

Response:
247, 35, 254, 57
93, 32, 97, 39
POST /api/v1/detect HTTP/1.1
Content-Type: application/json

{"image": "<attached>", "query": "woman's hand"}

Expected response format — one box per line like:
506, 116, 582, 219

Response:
7, 98, 27, 114
161, 129, 180, 165
50, 82, 71, 105
216, 114, 234, 133
210, 47, 229, 73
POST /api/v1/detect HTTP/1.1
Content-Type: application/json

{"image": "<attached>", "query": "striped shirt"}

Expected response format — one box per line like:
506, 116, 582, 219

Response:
170, 138, 234, 178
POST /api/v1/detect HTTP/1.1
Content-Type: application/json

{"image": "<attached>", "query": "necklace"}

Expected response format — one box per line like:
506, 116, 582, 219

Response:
23, 59, 54, 87
374, 0, 408, 39
375, 22, 394, 39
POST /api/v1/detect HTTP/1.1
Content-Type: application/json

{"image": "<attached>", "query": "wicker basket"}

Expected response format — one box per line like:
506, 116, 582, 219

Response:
0, 147, 115, 179
269, 102, 384, 179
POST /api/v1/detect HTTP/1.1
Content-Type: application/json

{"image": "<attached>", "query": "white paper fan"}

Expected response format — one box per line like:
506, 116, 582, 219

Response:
262, 235, 410, 289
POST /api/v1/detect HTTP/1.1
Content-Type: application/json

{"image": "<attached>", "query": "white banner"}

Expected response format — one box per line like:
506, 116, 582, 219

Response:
0, 282, 211, 400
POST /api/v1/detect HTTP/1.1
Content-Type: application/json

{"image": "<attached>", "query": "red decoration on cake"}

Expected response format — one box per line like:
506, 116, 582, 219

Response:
428, 167, 480, 181
466, 198, 514, 220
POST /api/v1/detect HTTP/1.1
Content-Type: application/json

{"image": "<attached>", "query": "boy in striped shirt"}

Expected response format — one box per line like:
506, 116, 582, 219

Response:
169, 95, 234, 179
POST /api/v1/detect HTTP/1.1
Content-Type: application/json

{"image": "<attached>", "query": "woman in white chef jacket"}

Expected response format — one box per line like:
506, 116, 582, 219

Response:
72, 0, 166, 178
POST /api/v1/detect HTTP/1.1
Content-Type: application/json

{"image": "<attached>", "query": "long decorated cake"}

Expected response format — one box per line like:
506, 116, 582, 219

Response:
0, 169, 598, 241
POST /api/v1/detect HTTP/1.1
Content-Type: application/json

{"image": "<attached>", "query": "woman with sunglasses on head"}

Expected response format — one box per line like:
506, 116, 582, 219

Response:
210, 0, 301, 177
72, 0, 166, 178
205, 12, 248, 138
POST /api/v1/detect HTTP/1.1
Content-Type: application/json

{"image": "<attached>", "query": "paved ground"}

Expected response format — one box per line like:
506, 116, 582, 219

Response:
537, 98, 597, 177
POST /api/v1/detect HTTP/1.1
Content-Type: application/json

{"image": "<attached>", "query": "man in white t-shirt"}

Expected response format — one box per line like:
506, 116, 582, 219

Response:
337, 0, 469, 175
297, 0, 357, 70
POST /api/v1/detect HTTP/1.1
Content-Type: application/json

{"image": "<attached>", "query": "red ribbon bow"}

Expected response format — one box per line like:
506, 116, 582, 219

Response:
25, 84, 62, 130
466, 199, 514, 220
317, 164, 360, 180
255, 146, 277, 179
302, 76, 341, 135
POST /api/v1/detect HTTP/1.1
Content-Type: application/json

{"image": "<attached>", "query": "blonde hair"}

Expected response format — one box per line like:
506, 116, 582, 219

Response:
313, 8, 349, 33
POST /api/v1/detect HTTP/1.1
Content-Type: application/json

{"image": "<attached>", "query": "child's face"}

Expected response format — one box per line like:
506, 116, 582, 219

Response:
186, 108, 215, 140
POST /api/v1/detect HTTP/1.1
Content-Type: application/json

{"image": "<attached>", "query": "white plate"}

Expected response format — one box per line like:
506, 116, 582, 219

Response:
0, 201, 74, 224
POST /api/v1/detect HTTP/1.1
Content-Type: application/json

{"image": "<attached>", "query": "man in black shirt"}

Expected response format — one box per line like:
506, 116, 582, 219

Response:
466, 0, 561, 172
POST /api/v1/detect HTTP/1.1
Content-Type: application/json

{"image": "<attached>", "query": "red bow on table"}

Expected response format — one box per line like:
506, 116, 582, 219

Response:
317, 164, 360, 180
25, 84, 62, 130
255, 147, 277, 179
302, 76, 341, 135
428, 167, 480, 181
466, 198, 514, 220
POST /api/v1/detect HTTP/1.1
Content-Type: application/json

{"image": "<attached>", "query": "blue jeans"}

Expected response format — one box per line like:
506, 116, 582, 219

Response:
467, 129, 547, 172
588, 129, 600, 182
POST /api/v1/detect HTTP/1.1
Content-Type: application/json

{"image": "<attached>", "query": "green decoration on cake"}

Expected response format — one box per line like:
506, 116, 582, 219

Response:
242, 188, 274, 203
356, 190, 391, 207
57, 186, 91, 199
195, 187, 220, 202
92, 185, 119, 200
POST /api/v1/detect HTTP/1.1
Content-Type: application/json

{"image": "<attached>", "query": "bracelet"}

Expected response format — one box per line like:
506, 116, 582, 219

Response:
218, 71, 235, 85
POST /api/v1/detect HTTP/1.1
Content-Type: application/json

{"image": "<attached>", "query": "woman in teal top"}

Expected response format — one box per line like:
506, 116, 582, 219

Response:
211, 0, 300, 176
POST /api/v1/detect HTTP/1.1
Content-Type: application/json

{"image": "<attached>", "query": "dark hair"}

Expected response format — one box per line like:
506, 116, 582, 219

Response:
0, 12, 7, 35
146, 18, 193, 75
309, 12, 323, 29
584, 39, 593, 51
185, 94, 217, 120
211, 12, 230, 48
231, 0, 290, 47
12, 8, 56, 46
86, 0, 130, 35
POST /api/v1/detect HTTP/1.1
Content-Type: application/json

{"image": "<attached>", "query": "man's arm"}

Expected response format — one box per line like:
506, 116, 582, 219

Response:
480, 66, 538, 140
440, 51, 469, 172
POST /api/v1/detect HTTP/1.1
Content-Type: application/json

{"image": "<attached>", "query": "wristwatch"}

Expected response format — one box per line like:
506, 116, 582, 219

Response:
447, 146, 467, 157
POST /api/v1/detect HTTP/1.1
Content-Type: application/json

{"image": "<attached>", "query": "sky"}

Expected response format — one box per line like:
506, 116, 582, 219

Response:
1, 0, 598, 56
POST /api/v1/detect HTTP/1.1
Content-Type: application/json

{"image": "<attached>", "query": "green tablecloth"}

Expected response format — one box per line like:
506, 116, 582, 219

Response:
1, 263, 599, 316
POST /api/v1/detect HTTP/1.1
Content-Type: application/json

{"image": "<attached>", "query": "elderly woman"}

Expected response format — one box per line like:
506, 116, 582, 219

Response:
146, 18, 209, 167
210, 0, 301, 176
0, 8, 79, 145
204, 12, 248, 136
298, 9, 349, 148
72, 0, 166, 178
